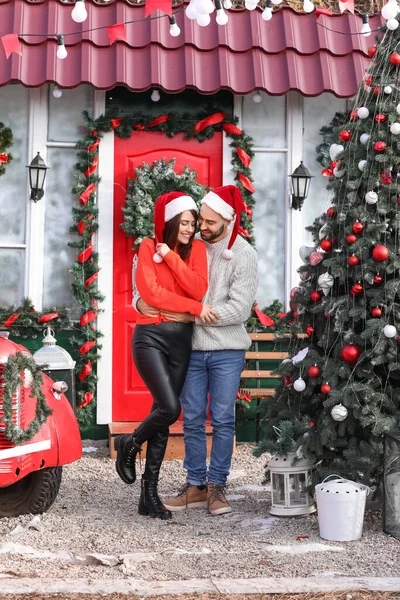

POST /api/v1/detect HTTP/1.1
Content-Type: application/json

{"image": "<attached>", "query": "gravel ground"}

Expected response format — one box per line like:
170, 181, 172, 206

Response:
0, 443, 398, 582
2, 595, 400, 600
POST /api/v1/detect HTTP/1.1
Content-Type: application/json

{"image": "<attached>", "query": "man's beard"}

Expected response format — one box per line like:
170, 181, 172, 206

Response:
200, 224, 225, 242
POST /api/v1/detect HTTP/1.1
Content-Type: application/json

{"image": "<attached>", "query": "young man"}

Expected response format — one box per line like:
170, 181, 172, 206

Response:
136, 185, 258, 516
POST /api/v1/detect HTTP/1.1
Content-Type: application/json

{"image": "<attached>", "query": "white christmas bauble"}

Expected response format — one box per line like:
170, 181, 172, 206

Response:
331, 404, 348, 422
22, 369, 33, 389
365, 190, 378, 204
384, 86, 393, 94
390, 122, 400, 135
358, 160, 367, 171
384, 324, 397, 338
299, 245, 314, 263
387, 17, 399, 29
360, 133, 370, 144
357, 107, 369, 119
382, 0, 398, 20
196, 13, 211, 25
318, 272, 334, 296
293, 378, 306, 392
396, 102, 400, 115
333, 165, 347, 178
329, 143, 344, 161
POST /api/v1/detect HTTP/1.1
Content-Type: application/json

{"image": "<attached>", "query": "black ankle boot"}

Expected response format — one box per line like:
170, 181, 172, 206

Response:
138, 478, 172, 520
114, 434, 141, 484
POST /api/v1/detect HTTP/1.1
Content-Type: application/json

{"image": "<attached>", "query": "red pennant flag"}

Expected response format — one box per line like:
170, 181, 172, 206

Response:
1, 34, 22, 59
80, 310, 97, 326
111, 117, 124, 129
107, 23, 127, 45
79, 183, 95, 205
38, 312, 60, 323
77, 245, 93, 263
85, 272, 99, 287
254, 305, 275, 327
222, 123, 243, 136
236, 147, 251, 167
79, 341, 96, 355
338, 0, 354, 13
77, 392, 94, 409
194, 112, 226, 134
84, 156, 98, 178
315, 7, 333, 17
145, 0, 173, 17
0, 154, 9, 163
88, 139, 100, 152
238, 173, 255, 194
3, 313, 20, 328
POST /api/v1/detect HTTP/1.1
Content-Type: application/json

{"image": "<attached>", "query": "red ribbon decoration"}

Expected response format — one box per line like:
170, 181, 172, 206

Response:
79, 183, 96, 206
254, 302, 275, 327
236, 147, 251, 168
238, 173, 255, 193
77, 244, 93, 263
243, 203, 253, 218
1, 34, 22, 59
3, 313, 20, 328
222, 123, 243, 136
85, 272, 99, 287
84, 156, 98, 178
77, 220, 86, 236
0, 154, 9, 163
315, 7, 333, 17
88, 139, 100, 153
78, 360, 92, 382
132, 115, 169, 131
79, 341, 96, 355
77, 392, 94, 409
107, 23, 127, 45
321, 161, 338, 177
111, 118, 124, 129
238, 226, 251, 239
38, 313, 60, 323
80, 310, 97, 327
194, 112, 226, 134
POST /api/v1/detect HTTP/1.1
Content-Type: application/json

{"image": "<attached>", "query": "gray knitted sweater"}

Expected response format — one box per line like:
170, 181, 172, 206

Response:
193, 233, 258, 351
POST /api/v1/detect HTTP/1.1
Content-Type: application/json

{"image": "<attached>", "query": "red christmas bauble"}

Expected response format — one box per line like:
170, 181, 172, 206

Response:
350, 111, 358, 121
339, 130, 351, 142
351, 283, 363, 296
373, 86, 380, 96
292, 311, 299, 319
321, 383, 331, 394
308, 365, 320, 378
341, 344, 361, 363
310, 291, 321, 302
368, 46, 376, 57
372, 245, 389, 261
309, 419, 316, 428
348, 255, 359, 266
397, 335, 400, 344
375, 113, 387, 123
365, 75, 373, 86
320, 239, 332, 251
352, 221, 364, 234
306, 325, 314, 336
374, 141, 387, 152
327, 207, 336, 218
397, 197, 400, 206
371, 307, 382, 318
390, 52, 400, 64
374, 274, 383, 284
347, 234, 357, 244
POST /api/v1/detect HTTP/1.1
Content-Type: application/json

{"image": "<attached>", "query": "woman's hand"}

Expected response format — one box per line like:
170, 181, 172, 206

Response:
156, 243, 171, 258
200, 304, 219, 324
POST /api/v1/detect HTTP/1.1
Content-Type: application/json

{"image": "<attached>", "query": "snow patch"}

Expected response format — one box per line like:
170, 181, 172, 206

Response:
265, 543, 344, 555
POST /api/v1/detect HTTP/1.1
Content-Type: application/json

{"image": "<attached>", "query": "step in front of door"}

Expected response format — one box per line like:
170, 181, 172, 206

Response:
108, 421, 214, 461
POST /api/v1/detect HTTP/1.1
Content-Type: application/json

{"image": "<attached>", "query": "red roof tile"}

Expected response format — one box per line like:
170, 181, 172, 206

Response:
0, 0, 382, 96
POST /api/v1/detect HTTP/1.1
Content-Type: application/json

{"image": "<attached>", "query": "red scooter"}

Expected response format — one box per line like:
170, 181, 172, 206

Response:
0, 336, 82, 517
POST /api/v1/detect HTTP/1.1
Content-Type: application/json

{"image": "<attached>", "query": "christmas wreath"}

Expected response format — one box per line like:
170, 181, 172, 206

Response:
122, 158, 207, 246
0, 121, 13, 177
2, 352, 52, 445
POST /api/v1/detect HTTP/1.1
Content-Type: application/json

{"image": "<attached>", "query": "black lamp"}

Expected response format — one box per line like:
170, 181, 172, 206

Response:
27, 152, 49, 202
289, 161, 312, 210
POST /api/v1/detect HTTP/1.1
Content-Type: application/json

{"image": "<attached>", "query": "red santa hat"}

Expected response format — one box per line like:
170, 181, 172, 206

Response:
201, 185, 244, 259
153, 191, 198, 263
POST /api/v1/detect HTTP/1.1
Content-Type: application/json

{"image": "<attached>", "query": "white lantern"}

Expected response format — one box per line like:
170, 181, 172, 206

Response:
357, 107, 369, 119
365, 190, 378, 204
293, 377, 306, 392
358, 160, 367, 171
391, 122, 400, 135
331, 403, 348, 422
269, 453, 316, 516
384, 324, 397, 338
360, 133, 370, 144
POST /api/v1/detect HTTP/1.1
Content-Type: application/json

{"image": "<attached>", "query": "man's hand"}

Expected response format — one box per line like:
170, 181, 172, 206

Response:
160, 310, 194, 323
200, 304, 219, 324
137, 298, 159, 317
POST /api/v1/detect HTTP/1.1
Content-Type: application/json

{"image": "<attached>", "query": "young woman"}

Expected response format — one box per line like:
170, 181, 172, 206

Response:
114, 191, 212, 520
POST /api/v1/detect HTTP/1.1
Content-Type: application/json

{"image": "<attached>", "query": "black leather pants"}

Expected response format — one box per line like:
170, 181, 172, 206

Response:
132, 322, 193, 481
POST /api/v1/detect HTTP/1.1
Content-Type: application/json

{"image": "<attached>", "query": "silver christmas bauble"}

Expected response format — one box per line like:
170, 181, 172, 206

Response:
358, 160, 367, 171
293, 378, 306, 392
331, 404, 348, 422
387, 18, 399, 29
329, 143, 344, 161
383, 324, 397, 338
365, 191, 378, 204
360, 133, 370, 144
357, 107, 369, 119
384, 86, 393, 94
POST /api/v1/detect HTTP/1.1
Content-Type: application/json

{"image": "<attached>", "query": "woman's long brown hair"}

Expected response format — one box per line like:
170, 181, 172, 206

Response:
163, 209, 198, 261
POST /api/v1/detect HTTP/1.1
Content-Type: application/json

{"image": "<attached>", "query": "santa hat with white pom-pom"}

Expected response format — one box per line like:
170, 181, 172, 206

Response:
153, 191, 198, 263
201, 185, 244, 259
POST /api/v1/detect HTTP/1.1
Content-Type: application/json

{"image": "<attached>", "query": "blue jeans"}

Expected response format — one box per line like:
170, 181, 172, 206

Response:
180, 350, 245, 487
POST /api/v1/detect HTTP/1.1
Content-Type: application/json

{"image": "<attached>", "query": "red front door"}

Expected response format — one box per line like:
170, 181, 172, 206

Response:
112, 131, 222, 422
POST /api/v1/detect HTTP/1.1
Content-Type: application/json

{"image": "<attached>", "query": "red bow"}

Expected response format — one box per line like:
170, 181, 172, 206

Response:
132, 115, 169, 131
321, 161, 338, 177
77, 392, 94, 409
194, 112, 226, 134
0, 154, 8, 163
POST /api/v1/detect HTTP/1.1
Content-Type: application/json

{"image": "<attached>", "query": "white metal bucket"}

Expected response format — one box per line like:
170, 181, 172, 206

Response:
315, 475, 369, 541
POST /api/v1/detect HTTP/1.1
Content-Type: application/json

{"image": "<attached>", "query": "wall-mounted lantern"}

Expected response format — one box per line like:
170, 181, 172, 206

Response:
27, 152, 49, 202
289, 161, 312, 210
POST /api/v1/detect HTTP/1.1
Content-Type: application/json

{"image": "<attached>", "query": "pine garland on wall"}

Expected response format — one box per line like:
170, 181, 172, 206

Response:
71, 108, 257, 427
0, 122, 13, 177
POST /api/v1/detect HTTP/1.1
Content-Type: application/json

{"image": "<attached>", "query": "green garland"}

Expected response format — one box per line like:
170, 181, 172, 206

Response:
0, 297, 71, 339
122, 159, 208, 245
2, 352, 53, 445
0, 121, 13, 177
71, 108, 257, 427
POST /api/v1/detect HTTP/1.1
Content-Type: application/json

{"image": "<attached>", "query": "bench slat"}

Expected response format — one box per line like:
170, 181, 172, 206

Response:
241, 370, 279, 378
240, 388, 276, 398
245, 351, 288, 360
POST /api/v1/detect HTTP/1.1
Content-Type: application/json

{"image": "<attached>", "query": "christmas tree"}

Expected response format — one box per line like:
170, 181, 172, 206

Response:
255, 21, 400, 490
